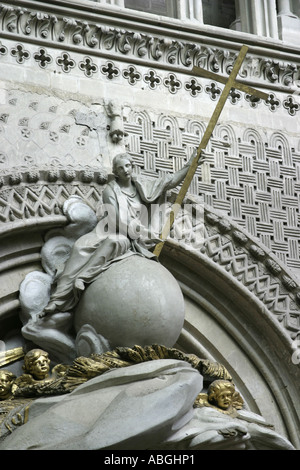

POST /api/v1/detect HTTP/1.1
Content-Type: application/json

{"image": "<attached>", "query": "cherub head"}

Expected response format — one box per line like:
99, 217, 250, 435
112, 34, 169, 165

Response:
207, 380, 236, 411
23, 349, 51, 381
0, 369, 16, 399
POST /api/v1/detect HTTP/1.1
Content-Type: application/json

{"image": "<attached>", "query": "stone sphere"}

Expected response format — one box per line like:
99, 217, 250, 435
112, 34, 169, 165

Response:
74, 256, 185, 349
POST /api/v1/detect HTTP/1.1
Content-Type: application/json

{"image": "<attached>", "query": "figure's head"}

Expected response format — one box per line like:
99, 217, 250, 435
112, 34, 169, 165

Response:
112, 153, 133, 182
207, 380, 235, 410
23, 349, 51, 380
0, 369, 16, 399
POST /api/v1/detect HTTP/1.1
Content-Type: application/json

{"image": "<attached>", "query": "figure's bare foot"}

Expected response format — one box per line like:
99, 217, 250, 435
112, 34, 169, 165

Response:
75, 279, 85, 291
43, 303, 57, 314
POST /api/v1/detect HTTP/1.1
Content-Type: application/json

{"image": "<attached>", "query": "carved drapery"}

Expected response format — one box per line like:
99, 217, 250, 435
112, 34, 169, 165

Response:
1, 163, 300, 344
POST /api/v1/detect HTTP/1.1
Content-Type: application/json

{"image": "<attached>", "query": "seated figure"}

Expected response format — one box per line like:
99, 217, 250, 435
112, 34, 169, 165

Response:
43, 152, 196, 314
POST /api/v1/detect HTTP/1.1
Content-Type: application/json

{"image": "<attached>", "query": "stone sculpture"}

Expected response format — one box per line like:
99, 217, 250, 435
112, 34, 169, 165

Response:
19, 152, 196, 361
0, 345, 295, 450
9, 149, 295, 450
0, 370, 16, 400
43, 152, 190, 313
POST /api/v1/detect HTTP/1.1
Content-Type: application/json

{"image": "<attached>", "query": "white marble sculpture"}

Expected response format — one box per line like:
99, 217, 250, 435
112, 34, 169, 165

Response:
0, 359, 294, 450
15, 152, 295, 451
19, 152, 196, 361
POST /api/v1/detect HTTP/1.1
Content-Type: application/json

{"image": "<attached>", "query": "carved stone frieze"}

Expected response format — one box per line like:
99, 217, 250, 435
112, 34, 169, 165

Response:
0, 168, 106, 223
0, 2, 300, 93
0, 37, 297, 116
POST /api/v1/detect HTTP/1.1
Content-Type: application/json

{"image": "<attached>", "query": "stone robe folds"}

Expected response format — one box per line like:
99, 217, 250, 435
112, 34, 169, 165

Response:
0, 360, 202, 450
45, 174, 173, 313
0, 360, 294, 450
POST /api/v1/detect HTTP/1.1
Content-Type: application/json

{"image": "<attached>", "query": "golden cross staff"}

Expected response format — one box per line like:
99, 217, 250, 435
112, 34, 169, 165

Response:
153, 45, 269, 257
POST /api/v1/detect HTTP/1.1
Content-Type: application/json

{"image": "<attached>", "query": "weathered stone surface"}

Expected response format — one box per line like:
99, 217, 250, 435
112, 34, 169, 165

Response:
0, 360, 202, 450
74, 256, 185, 348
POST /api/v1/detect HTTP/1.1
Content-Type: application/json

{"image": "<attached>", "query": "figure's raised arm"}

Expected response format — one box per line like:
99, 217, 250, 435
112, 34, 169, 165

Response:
165, 149, 204, 190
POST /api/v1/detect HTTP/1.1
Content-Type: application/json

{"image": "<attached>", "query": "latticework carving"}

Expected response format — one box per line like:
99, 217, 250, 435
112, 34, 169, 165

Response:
124, 110, 300, 272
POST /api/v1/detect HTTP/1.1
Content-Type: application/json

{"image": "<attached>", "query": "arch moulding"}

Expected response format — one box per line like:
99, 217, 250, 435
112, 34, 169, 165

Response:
0, 168, 299, 448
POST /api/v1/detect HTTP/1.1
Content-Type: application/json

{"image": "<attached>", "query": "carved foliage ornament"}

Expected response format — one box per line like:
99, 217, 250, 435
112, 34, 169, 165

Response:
0, 3, 299, 89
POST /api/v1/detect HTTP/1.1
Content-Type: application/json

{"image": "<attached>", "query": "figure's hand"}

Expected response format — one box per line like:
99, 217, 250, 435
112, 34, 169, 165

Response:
149, 236, 163, 245
198, 151, 206, 165
188, 148, 205, 167
139, 230, 162, 245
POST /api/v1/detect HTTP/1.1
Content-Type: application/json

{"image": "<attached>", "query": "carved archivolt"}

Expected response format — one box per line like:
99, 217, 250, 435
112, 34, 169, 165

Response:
0, 168, 299, 345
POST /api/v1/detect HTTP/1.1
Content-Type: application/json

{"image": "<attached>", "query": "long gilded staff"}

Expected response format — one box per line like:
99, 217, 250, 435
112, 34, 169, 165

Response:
153, 45, 268, 257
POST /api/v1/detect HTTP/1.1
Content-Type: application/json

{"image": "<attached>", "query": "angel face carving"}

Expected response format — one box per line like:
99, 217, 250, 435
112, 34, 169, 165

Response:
208, 380, 236, 411
23, 349, 51, 381
0, 370, 16, 399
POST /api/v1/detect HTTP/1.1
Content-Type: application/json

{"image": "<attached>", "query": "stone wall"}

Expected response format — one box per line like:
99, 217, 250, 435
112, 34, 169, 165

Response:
0, 0, 299, 271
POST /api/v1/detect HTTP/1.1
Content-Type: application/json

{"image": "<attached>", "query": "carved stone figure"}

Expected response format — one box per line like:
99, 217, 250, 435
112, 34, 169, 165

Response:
12, 349, 68, 398
20, 152, 196, 361
43, 152, 192, 314
194, 379, 244, 417
161, 378, 296, 450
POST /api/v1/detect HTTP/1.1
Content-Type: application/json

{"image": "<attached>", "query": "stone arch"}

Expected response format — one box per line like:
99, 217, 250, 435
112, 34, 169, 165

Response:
157, 114, 182, 147
128, 109, 153, 141
161, 237, 300, 449
186, 119, 206, 142
242, 128, 266, 161
214, 123, 238, 156
270, 131, 293, 167
0, 172, 299, 449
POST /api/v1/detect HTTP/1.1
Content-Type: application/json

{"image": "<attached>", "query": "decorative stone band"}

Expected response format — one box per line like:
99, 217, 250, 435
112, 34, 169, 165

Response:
0, 2, 299, 93
0, 167, 107, 223
0, 39, 298, 115
0, 168, 299, 344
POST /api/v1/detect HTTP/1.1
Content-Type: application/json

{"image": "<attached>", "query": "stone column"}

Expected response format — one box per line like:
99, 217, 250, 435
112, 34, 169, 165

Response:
277, 0, 295, 16
277, 0, 300, 44
230, 0, 242, 31
176, 0, 203, 23
233, 0, 278, 39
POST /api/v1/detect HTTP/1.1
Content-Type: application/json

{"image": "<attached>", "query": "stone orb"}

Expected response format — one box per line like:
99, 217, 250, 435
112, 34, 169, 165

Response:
74, 256, 185, 349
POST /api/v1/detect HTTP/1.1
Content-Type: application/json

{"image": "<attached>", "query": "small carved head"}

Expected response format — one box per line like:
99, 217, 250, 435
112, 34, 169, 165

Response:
112, 153, 133, 180
23, 349, 51, 381
0, 369, 16, 399
207, 379, 236, 411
